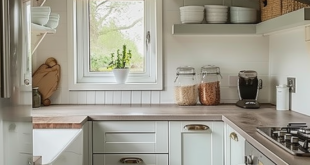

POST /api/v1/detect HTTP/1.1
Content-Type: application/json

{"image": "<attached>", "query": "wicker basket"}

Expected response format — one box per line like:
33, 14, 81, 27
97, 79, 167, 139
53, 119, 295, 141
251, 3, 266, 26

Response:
260, 0, 310, 21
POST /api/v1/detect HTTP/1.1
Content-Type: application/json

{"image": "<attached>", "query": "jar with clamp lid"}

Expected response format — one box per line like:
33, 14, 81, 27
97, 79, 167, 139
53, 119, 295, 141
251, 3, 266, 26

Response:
199, 65, 222, 105
174, 66, 198, 106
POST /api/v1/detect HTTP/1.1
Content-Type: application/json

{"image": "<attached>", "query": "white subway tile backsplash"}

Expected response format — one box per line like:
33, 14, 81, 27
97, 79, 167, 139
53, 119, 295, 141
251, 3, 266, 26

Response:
86, 91, 96, 104
121, 91, 131, 104
113, 91, 122, 105
69, 91, 78, 104
141, 91, 151, 104
105, 91, 114, 104
131, 91, 142, 104
77, 91, 87, 104
151, 91, 160, 104
95, 91, 105, 104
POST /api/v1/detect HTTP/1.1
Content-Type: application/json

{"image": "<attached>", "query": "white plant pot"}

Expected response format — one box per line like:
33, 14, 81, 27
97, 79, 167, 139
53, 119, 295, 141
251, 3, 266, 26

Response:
112, 68, 129, 84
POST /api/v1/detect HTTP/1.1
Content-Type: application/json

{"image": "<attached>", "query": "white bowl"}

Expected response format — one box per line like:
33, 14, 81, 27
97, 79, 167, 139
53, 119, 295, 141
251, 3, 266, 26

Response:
230, 6, 256, 11
31, 6, 51, 12
230, 9, 257, 23
180, 10, 204, 24
205, 8, 228, 13
49, 13, 60, 19
206, 12, 227, 17
45, 19, 59, 29
206, 20, 227, 23
204, 5, 228, 9
31, 16, 49, 25
31, 6, 51, 17
180, 6, 204, 11
206, 16, 227, 20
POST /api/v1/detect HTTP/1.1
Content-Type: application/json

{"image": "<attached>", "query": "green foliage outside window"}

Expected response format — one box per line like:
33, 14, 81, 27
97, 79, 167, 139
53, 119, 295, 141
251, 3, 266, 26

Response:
89, 0, 144, 72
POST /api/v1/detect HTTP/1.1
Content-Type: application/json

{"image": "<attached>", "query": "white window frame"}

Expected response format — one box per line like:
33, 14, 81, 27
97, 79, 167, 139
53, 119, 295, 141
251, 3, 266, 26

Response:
67, 0, 163, 90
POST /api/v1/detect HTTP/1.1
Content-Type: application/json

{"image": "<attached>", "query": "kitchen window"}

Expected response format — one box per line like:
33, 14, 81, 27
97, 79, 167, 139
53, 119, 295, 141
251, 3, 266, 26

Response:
67, 0, 163, 90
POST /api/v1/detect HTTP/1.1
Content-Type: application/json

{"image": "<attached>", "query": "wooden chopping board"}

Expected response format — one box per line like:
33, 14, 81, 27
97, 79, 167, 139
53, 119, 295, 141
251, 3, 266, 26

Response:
32, 57, 61, 106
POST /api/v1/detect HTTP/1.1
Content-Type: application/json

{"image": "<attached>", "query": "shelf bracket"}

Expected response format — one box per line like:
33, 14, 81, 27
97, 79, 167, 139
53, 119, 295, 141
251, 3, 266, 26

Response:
32, 32, 47, 55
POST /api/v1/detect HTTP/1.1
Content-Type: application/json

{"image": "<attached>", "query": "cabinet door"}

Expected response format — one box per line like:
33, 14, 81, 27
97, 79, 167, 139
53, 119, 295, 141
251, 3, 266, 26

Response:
53, 129, 83, 165
225, 124, 245, 165
169, 121, 224, 165
93, 154, 168, 165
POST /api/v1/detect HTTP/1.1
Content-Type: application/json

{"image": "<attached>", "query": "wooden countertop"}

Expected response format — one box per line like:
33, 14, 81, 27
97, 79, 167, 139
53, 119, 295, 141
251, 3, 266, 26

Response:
33, 116, 88, 129
32, 104, 310, 165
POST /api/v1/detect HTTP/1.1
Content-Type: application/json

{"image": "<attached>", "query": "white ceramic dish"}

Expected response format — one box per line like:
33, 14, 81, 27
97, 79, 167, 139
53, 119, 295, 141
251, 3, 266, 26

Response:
204, 5, 228, 9
205, 8, 228, 13
230, 9, 257, 23
180, 6, 204, 11
230, 6, 256, 11
206, 20, 227, 23
45, 20, 59, 29
31, 6, 51, 18
31, 16, 49, 25
49, 13, 60, 19
206, 12, 227, 17
180, 10, 204, 24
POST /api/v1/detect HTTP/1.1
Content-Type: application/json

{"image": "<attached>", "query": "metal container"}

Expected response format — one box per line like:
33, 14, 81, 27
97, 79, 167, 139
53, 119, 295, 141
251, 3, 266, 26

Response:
198, 65, 221, 105
174, 66, 198, 106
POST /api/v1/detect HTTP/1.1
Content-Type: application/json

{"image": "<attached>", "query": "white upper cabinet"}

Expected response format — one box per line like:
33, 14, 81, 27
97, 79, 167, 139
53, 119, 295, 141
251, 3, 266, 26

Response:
169, 121, 224, 165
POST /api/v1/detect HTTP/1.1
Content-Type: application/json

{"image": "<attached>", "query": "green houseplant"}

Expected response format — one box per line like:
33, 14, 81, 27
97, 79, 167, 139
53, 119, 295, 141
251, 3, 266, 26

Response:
107, 45, 132, 84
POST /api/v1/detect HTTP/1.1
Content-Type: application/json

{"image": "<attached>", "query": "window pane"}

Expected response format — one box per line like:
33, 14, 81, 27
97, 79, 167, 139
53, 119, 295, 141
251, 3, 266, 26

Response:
89, 0, 145, 72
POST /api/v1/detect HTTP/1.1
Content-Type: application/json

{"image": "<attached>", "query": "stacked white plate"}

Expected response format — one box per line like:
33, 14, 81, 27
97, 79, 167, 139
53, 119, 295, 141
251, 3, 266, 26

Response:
230, 7, 257, 24
204, 5, 228, 24
180, 6, 204, 24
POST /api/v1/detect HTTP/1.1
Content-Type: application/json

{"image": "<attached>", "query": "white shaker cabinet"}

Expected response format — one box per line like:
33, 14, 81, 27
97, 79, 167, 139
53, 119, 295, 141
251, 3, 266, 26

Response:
169, 121, 224, 165
93, 154, 168, 165
92, 121, 168, 165
225, 124, 245, 165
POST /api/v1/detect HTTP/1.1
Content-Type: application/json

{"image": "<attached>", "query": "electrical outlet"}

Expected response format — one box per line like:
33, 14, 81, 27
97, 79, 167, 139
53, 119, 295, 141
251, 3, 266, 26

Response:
287, 77, 296, 93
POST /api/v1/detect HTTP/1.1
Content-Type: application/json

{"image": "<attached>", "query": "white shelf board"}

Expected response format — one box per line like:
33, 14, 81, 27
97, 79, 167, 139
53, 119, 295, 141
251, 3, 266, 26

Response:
172, 8, 310, 36
256, 8, 310, 34
31, 23, 56, 34
172, 24, 257, 35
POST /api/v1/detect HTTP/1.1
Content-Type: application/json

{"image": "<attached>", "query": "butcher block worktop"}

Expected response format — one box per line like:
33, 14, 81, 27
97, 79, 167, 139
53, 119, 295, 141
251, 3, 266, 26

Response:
32, 104, 310, 165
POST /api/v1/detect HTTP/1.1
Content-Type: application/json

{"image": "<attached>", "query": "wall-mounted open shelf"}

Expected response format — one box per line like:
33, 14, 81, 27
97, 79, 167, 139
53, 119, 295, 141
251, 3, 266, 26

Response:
172, 8, 310, 35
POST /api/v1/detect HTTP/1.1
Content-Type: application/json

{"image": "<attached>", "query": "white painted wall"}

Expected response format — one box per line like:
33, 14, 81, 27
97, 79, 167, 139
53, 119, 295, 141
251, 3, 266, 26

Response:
35, 0, 270, 105
269, 27, 310, 116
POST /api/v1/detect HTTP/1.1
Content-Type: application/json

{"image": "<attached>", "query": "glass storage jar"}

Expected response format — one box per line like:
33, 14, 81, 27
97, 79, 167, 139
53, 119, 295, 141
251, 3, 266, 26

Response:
32, 87, 41, 108
199, 65, 222, 105
174, 66, 198, 106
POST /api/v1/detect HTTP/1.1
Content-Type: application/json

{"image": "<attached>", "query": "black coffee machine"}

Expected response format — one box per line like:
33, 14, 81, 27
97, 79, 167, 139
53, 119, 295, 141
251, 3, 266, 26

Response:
236, 70, 262, 109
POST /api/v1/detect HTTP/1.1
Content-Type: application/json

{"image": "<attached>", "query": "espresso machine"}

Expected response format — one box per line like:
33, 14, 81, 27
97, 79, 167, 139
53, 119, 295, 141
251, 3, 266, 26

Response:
236, 70, 262, 109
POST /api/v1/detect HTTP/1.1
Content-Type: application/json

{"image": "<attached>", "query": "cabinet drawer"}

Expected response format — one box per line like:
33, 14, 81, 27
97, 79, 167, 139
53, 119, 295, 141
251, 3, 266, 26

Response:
93, 121, 168, 153
93, 154, 168, 165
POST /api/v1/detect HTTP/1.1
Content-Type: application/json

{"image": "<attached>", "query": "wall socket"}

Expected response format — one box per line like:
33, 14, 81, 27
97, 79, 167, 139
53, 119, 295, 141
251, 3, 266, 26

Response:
287, 77, 296, 93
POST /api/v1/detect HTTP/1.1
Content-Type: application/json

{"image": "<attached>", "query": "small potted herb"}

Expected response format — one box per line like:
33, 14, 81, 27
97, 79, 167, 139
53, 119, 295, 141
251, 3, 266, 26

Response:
107, 45, 132, 84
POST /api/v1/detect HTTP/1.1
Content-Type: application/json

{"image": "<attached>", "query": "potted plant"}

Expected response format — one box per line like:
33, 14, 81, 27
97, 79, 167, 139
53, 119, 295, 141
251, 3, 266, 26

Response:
107, 44, 132, 84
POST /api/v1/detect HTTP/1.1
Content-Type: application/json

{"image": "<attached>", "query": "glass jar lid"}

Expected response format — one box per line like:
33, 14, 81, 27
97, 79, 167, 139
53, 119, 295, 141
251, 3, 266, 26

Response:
201, 65, 221, 75
176, 66, 196, 75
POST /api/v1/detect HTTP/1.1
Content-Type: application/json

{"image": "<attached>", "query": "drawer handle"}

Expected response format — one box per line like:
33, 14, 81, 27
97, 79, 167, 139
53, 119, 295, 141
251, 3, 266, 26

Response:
184, 124, 209, 130
120, 157, 143, 164
230, 132, 238, 142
